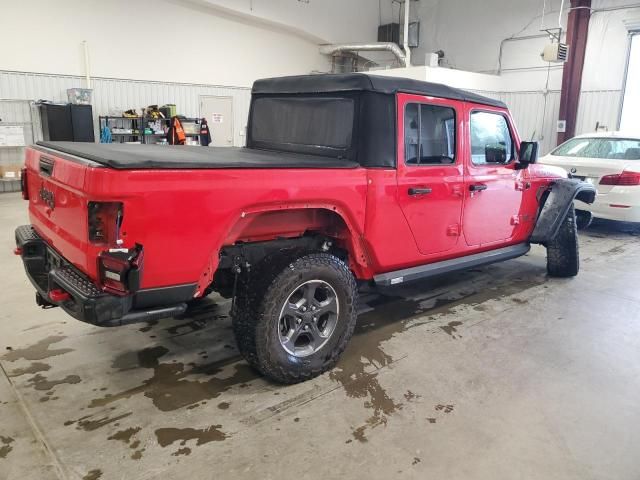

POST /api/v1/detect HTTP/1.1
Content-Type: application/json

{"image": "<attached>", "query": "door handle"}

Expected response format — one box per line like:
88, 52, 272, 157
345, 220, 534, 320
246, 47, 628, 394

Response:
469, 184, 488, 192
408, 187, 433, 196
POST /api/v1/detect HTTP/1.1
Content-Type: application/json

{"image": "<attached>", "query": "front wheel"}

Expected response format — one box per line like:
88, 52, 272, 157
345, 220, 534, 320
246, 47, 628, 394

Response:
232, 253, 358, 384
546, 205, 579, 277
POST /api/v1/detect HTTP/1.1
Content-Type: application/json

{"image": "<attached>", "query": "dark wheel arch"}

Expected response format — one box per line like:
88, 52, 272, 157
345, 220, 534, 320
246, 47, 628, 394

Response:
530, 178, 596, 244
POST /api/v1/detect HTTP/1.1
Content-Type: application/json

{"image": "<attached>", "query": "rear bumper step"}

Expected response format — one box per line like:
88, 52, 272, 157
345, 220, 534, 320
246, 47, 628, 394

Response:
15, 225, 187, 327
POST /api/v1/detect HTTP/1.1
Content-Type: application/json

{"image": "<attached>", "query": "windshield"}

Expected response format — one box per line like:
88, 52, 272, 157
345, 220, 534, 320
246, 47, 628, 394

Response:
551, 137, 640, 160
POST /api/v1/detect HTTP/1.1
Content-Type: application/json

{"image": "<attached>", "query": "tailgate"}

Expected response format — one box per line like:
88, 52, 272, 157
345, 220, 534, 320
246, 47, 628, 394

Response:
24, 146, 91, 276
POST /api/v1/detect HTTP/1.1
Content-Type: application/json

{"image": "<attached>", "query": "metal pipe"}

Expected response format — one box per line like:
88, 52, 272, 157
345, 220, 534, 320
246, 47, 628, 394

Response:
82, 40, 91, 89
496, 33, 551, 74
319, 43, 408, 67
403, 0, 412, 66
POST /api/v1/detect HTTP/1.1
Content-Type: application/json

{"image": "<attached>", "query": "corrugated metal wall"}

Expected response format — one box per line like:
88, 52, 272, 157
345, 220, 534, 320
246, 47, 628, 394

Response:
575, 90, 623, 135
471, 88, 622, 154
0, 70, 252, 149
469, 89, 561, 154
0, 99, 37, 177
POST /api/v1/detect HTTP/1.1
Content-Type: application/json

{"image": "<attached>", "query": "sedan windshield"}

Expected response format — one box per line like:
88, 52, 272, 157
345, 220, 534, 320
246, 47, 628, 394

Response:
551, 137, 640, 160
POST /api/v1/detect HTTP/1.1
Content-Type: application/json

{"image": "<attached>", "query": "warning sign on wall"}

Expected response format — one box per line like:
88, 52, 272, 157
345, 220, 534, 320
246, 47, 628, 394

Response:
0, 125, 25, 146
212, 113, 224, 123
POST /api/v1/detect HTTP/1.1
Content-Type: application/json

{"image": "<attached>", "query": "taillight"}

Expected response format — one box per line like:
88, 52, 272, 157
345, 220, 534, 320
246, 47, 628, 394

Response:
88, 202, 124, 245
98, 244, 143, 295
21, 167, 29, 200
600, 171, 640, 186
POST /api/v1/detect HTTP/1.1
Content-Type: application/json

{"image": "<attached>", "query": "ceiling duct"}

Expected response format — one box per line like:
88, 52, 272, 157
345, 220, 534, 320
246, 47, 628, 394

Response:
319, 42, 408, 67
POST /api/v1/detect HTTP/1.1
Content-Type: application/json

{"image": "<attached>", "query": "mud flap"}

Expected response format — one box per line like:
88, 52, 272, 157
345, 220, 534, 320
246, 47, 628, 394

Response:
529, 178, 596, 244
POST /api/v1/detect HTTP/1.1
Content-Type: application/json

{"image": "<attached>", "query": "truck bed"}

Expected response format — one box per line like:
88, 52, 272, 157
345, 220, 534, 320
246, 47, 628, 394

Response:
36, 142, 359, 170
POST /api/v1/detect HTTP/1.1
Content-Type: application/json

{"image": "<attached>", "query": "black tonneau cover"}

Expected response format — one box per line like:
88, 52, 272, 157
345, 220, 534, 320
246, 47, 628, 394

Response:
36, 142, 359, 170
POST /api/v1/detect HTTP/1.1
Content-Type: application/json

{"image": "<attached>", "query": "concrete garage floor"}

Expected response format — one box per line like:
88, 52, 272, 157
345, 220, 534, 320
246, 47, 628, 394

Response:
1, 192, 640, 480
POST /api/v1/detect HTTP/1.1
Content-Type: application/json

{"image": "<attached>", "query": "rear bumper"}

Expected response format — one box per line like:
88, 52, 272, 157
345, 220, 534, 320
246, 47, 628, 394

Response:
576, 195, 640, 223
15, 225, 189, 326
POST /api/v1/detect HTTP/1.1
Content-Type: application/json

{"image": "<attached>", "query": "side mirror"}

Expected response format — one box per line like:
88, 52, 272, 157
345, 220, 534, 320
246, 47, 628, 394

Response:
485, 144, 507, 163
518, 141, 539, 169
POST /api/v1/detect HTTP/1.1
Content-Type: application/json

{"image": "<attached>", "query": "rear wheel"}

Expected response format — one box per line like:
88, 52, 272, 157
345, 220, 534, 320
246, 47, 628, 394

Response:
546, 205, 579, 277
232, 253, 357, 384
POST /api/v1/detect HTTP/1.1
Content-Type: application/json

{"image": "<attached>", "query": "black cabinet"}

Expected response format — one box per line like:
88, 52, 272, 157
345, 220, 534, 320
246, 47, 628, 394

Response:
40, 104, 94, 142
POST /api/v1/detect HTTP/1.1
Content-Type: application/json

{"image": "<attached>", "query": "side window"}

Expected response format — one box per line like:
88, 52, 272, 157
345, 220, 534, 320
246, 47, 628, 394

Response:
470, 111, 513, 165
404, 103, 456, 165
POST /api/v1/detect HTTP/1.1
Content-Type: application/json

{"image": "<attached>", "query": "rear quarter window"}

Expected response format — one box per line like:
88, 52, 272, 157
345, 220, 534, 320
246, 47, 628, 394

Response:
250, 97, 354, 150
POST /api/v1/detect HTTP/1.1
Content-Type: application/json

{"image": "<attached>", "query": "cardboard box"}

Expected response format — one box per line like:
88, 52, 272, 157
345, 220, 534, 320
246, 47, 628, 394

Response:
0, 164, 23, 179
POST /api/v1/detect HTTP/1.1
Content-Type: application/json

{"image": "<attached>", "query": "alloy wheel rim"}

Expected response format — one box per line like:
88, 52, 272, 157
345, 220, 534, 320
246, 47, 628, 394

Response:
277, 279, 339, 357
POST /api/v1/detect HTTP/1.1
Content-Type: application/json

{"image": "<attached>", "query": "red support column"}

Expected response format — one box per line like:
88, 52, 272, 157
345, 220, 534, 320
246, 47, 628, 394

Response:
557, 0, 591, 145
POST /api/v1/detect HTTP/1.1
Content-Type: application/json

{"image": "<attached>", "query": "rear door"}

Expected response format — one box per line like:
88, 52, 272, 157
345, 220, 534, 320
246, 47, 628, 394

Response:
396, 93, 465, 256
199, 96, 234, 147
462, 107, 525, 246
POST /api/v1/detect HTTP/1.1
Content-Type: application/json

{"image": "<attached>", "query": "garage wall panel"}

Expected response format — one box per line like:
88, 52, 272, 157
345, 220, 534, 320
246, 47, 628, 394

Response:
0, 71, 252, 147
575, 90, 623, 135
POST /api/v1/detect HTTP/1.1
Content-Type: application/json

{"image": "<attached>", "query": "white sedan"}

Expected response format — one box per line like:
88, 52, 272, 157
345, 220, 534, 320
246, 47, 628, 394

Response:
540, 132, 640, 226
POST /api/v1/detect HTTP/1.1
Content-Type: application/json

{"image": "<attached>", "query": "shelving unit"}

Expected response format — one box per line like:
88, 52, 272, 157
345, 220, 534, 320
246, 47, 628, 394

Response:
99, 116, 203, 145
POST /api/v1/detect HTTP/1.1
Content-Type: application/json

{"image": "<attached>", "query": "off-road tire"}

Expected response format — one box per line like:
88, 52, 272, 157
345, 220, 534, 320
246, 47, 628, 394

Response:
546, 205, 579, 277
232, 253, 358, 384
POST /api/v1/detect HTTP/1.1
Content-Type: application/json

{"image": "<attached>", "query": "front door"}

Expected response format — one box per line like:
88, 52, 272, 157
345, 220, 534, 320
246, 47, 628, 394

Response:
199, 96, 234, 147
396, 93, 465, 256
462, 108, 525, 246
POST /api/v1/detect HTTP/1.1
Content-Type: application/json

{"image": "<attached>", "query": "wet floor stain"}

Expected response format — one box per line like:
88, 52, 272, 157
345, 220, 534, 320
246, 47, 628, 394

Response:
138, 320, 159, 333
118, 433, 146, 460
217, 401, 230, 410
412, 457, 421, 465
107, 426, 141, 445
606, 245, 626, 255
172, 447, 192, 456
440, 321, 463, 338
65, 412, 133, 432
90, 347, 256, 412
131, 449, 145, 460
2, 335, 72, 362
26, 373, 81, 391
82, 469, 103, 480
8, 362, 51, 377
111, 346, 169, 371
165, 318, 211, 336
404, 390, 421, 402
155, 426, 228, 453
332, 264, 547, 444
0, 435, 15, 459
426, 418, 436, 424
435, 404, 454, 414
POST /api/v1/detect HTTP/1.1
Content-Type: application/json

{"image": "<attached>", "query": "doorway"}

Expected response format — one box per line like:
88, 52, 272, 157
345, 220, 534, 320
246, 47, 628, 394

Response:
620, 33, 640, 133
200, 96, 234, 147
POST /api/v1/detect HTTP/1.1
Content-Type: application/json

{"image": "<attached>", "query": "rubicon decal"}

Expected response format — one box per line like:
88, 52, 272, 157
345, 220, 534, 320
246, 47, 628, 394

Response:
39, 184, 55, 210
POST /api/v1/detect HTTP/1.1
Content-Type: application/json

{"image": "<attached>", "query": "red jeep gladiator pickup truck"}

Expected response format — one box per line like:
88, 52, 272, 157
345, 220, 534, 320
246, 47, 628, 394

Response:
15, 73, 595, 383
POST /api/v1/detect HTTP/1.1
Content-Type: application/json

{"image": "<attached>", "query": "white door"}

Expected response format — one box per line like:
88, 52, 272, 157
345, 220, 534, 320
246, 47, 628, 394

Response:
200, 96, 234, 147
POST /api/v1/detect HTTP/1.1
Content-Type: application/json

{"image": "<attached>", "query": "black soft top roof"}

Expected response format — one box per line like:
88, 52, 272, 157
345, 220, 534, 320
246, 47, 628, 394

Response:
252, 73, 506, 109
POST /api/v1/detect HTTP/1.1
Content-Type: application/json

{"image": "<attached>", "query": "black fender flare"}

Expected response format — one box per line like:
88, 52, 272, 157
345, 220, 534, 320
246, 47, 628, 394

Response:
529, 178, 597, 244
